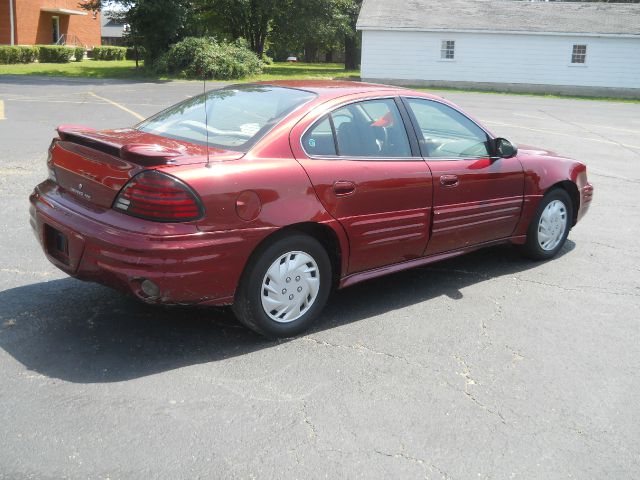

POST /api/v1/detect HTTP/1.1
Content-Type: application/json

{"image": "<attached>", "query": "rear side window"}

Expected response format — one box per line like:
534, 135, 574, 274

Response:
405, 98, 490, 158
302, 98, 412, 158
302, 116, 336, 156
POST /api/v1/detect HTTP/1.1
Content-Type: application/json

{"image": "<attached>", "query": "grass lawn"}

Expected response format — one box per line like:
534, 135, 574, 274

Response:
0, 60, 152, 79
0, 59, 360, 82
248, 62, 360, 82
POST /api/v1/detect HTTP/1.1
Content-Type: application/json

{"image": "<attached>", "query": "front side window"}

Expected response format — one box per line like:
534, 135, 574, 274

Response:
405, 98, 490, 159
571, 44, 587, 64
303, 98, 412, 158
138, 85, 316, 151
441, 40, 455, 60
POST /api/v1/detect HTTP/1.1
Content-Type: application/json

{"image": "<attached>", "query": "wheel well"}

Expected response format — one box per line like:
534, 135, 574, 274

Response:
247, 222, 343, 287
548, 181, 579, 226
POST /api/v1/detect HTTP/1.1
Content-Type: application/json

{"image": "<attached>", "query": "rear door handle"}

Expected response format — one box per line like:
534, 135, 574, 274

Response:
440, 175, 459, 187
333, 180, 356, 196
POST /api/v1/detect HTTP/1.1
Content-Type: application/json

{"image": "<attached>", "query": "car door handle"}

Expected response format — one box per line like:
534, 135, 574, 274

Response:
440, 175, 459, 187
333, 180, 356, 196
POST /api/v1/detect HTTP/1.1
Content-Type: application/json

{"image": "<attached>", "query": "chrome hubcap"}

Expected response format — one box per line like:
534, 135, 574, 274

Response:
261, 251, 320, 323
537, 199, 568, 251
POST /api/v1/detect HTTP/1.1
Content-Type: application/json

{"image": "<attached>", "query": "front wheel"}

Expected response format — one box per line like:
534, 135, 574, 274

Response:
521, 189, 572, 260
232, 234, 332, 337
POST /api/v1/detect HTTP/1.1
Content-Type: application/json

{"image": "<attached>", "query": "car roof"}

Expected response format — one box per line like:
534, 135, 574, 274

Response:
248, 80, 443, 101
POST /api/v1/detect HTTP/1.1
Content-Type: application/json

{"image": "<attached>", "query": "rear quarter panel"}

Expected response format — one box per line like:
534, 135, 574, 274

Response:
162, 155, 350, 284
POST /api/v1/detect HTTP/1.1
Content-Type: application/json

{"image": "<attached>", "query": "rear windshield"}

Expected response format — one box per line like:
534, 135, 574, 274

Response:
137, 85, 316, 151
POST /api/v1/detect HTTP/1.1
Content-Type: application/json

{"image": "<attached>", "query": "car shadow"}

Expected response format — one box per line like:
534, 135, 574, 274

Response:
0, 242, 574, 383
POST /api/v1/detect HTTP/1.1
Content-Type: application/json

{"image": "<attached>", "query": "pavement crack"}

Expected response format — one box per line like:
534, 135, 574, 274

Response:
540, 108, 640, 158
453, 355, 506, 425
505, 345, 525, 365
301, 402, 317, 439
463, 390, 506, 424
374, 449, 453, 479
453, 355, 478, 387
302, 337, 422, 368
0, 268, 53, 277
514, 276, 640, 298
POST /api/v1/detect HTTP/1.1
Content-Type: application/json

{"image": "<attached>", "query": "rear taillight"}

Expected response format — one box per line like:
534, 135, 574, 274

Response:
113, 170, 204, 222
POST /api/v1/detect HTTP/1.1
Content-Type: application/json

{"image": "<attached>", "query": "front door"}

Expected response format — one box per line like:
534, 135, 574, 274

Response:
291, 97, 433, 275
402, 97, 524, 255
52, 16, 60, 43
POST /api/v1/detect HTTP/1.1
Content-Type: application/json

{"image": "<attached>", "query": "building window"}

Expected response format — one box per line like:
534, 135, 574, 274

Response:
571, 44, 587, 64
441, 40, 455, 60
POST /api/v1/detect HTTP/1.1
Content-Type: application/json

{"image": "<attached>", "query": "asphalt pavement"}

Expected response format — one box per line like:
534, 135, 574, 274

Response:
1, 75, 639, 479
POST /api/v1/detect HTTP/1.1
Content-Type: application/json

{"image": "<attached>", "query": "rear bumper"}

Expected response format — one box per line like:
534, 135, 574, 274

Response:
30, 181, 269, 306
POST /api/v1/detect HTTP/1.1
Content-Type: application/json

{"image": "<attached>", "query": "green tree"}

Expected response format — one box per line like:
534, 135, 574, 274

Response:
82, 0, 364, 68
339, 0, 361, 70
82, 0, 200, 63
200, 0, 287, 56
270, 0, 342, 62
269, 0, 361, 68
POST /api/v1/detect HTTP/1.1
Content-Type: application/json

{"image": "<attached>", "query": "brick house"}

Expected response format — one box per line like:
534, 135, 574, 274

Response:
1, 0, 101, 48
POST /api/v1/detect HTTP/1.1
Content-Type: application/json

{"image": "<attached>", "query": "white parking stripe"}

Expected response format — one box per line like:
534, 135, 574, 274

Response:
512, 112, 548, 120
87, 92, 145, 121
484, 120, 640, 150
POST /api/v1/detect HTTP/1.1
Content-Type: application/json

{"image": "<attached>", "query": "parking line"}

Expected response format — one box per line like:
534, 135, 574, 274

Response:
484, 120, 640, 150
0, 100, 5, 120
87, 92, 145, 121
5, 98, 165, 107
512, 112, 548, 120
573, 123, 640, 135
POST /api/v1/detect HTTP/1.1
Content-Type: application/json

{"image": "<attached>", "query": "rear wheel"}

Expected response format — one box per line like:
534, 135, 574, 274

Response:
232, 234, 332, 337
521, 188, 572, 260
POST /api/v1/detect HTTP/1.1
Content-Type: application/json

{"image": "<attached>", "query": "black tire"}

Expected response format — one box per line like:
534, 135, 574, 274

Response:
521, 188, 572, 260
232, 234, 332, 337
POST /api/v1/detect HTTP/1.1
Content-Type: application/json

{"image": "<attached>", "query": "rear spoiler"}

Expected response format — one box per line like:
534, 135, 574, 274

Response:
56, 125, 183, 166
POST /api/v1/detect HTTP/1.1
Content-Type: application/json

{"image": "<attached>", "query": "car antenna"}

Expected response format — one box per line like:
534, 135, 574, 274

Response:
203, 77, 211, 168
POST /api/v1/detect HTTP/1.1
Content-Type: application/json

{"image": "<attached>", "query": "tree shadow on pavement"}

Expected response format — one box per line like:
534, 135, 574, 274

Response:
0, 242, 574, 383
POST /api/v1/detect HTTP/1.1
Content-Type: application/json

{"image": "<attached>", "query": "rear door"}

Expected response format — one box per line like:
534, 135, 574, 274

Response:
291, 97, 433, 275
401, 97, 524, 255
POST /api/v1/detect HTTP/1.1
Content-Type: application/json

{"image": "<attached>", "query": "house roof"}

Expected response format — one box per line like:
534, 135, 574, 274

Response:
101, 14, 126, 38
356, 0, 640, 37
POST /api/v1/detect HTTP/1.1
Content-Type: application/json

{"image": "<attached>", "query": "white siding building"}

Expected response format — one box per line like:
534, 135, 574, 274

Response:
357, 0, 640, 98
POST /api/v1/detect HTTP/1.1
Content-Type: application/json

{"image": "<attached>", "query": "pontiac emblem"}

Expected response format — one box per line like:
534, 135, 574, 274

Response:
78, 183, 83, 190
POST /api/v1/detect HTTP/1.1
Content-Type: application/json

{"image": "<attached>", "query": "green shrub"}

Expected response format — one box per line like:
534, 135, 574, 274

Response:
92, 46, 127, 61
162, 37, 262, 80
0, 45, 39, 64
38, 45, 75, 63
164, 37, 210, 73
74, 46, 85, 62
125, 45, 146, 60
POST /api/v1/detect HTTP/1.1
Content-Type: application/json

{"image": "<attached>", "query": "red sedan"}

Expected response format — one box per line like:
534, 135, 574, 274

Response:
30, 81, 593, 336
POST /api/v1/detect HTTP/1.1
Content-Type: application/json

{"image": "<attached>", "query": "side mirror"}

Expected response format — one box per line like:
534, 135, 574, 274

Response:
494, 138, 518, 158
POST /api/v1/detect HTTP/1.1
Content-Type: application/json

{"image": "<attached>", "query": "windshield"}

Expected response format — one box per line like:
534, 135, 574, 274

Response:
137, 85, 316, 151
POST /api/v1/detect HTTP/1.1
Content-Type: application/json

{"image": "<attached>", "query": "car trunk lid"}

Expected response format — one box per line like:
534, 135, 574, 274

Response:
51, 125, 243, 209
